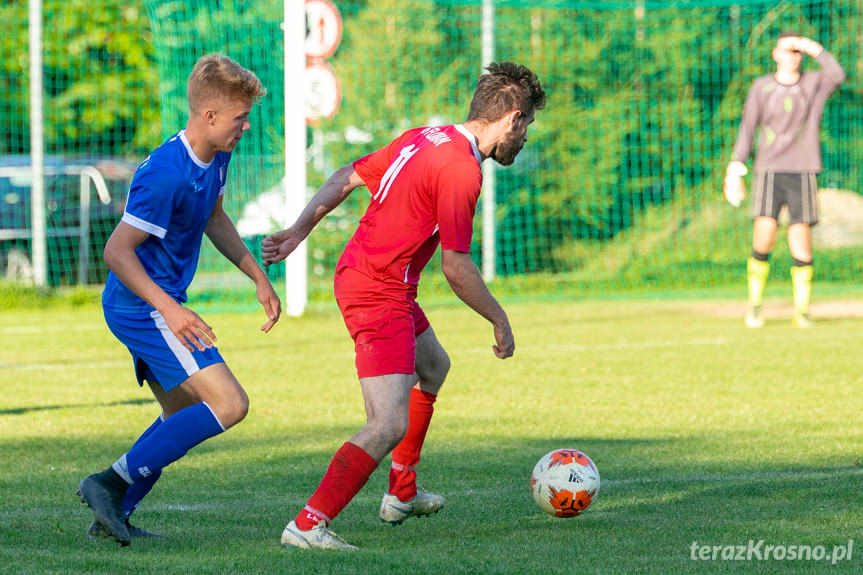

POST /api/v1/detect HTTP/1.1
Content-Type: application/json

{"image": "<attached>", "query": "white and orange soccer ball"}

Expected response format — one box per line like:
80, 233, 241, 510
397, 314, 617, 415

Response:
530, 449, 600, 518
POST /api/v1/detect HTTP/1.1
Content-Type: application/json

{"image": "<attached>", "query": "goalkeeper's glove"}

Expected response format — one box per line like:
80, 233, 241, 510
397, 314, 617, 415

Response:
723, 161, 748, 207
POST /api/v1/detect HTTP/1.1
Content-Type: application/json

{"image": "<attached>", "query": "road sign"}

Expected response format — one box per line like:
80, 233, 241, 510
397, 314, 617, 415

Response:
305, 61, 341, 121
305, 0, 342, 59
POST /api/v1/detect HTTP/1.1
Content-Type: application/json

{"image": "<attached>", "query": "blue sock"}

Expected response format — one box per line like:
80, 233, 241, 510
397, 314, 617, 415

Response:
113, 402, 225, 483
122, 416, 164, 519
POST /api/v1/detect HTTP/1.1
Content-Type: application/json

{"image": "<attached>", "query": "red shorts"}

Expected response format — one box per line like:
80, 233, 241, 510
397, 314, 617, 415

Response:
335, 269, 430, 378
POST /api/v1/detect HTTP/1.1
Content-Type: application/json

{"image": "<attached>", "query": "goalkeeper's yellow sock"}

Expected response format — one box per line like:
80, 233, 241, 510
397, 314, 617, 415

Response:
747, 257, 770, 307
791, 263, 814, 316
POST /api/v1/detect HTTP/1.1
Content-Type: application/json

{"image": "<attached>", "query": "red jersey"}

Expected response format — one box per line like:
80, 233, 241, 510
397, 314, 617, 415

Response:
338, 124, 483, 289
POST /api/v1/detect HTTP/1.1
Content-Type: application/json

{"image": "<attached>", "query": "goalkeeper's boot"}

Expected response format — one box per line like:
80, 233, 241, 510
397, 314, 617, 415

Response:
793, 312, 814, 329
280, 520, 357, 550
87, 518, 165, 540
379, 487, 445, 525
76, 469, 131, 546
745, 305, 764, 328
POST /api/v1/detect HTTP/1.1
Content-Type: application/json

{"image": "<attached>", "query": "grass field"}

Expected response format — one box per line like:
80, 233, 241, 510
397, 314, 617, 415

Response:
1, 295, 862, 574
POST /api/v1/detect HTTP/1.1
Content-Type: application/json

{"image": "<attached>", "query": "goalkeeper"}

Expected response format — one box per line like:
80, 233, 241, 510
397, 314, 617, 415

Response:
724, 31, 845, 327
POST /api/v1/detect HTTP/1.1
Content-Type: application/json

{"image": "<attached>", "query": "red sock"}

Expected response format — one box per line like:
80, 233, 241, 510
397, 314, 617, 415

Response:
389, 388, 437, 501
295, 442, 378, 531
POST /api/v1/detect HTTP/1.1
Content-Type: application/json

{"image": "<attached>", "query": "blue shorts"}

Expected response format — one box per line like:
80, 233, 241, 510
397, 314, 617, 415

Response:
103, 306, 224, 392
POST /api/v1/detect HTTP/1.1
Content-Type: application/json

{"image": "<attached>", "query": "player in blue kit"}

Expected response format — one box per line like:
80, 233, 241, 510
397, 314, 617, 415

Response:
77, 54, 281, 546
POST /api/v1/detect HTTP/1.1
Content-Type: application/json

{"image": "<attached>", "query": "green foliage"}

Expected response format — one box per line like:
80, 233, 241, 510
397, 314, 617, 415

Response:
0, 0, 159, 156
0, 2, 30, 154
299, 0, 861, 279
333, 0, 476, 135
1, 0, 860, 304
491, 1, 860, 275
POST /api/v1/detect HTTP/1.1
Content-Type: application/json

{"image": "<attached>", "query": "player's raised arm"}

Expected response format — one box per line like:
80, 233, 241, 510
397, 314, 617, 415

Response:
205, 196, 281, 332
778, 35, 823, 58
440, 248, 514, 359
797, 36, 847, 85
261, 164, 366, 265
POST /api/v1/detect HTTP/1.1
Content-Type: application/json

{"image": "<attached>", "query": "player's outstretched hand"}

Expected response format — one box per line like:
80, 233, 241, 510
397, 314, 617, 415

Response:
261, 227, 303, 266
162, 302, 216, 352
256, 279, 282, 333
493, 319, 515, 359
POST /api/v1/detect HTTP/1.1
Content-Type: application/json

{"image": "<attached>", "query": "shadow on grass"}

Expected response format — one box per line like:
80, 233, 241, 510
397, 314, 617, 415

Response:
2, 431, 861, 574
4, 430, 861, 498
0, 397, 155, 416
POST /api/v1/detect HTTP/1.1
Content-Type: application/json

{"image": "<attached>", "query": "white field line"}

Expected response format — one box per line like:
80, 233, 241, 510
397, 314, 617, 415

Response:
0, 323, 105, 334
468, 333, 845, 354
0, 360, 127, 371
0, 331, 851, 370
0, 324, 116, 370
543, 337, 734, 352
602, 466, 863, 486
549, 332, 863, 352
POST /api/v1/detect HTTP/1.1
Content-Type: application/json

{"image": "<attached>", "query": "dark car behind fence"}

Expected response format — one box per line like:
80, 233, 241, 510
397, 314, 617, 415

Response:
0, 156, 136, 286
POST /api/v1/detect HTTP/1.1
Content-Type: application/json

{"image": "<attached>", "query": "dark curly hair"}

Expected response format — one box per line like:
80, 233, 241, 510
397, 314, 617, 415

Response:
467, 62, 546, 123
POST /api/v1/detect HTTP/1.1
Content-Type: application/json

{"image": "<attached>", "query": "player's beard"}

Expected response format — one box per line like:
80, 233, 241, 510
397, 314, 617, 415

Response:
491, 131, 525, 166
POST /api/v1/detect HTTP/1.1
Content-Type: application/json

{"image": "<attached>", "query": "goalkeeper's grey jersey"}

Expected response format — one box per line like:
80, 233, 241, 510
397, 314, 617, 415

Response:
732, 50, 845, 173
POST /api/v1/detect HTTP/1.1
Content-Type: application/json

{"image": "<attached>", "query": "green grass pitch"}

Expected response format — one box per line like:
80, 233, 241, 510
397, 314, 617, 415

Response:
1, 297, 861, 573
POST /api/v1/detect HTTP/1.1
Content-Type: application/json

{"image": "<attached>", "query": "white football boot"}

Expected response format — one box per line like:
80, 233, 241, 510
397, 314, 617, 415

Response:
379, 487, 445, 525
280, 520, 357, 550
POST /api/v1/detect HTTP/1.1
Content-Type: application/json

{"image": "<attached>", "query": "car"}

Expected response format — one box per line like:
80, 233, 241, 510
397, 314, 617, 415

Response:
0, 155, 137, 286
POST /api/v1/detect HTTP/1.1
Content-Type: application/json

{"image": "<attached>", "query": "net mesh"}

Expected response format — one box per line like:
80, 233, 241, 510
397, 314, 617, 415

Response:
2, 0, 860, 308
0, 1, 155, 286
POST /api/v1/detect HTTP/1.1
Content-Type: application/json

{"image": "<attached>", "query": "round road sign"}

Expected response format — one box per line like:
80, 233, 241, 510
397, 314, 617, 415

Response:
305, 0, 343, 59
305, 61, 341, 121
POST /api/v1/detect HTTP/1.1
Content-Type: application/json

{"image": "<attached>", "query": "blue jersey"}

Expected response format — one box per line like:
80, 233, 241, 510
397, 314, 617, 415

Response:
103, 130, 231, 312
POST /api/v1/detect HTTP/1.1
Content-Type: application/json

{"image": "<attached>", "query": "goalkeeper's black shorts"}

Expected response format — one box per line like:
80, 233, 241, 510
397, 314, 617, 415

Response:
751, 171, 819, 226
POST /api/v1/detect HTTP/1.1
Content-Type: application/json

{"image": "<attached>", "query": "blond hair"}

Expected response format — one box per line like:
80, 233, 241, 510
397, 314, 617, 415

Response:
187, 54, 266, 114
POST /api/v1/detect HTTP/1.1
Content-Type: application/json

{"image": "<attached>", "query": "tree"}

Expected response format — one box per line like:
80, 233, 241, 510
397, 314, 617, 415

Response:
0, 0, 159, 157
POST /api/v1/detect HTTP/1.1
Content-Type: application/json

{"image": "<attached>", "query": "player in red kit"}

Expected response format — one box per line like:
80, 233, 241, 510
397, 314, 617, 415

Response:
262, 62, 545, 550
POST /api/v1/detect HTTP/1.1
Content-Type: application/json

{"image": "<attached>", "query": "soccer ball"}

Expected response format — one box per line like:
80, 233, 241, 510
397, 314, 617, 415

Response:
530, 449, 600, 518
